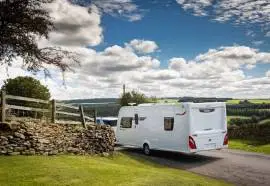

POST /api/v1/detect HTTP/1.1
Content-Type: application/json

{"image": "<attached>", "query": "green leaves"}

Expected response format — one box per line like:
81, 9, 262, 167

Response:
119, 90, 156, 106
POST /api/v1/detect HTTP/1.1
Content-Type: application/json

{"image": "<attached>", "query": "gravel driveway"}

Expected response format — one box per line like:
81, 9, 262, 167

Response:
117, 147, 270, 186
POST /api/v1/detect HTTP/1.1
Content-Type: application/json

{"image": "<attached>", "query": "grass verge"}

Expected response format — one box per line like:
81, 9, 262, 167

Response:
0, 153, 230, 186
229, 139, 270, 155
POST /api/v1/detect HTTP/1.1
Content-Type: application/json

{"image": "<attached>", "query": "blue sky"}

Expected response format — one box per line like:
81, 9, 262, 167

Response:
96, 0, 270, 76
1, 0, 270, 99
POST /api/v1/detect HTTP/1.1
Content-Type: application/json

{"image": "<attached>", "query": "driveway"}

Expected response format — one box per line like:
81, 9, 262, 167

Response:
116, 147, 270, 186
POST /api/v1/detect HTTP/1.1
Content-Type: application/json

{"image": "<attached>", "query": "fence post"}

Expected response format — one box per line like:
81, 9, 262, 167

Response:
93, 109, 97, 123
51, 99, 56, 123
1, 91, 6, 123
79, 105, 86, 128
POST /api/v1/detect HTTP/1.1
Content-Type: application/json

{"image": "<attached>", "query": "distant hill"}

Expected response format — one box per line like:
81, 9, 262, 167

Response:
60, 97, 235, 117
178, 97, 233, 103
62, 98, 118, 104
62, 98, 120, 117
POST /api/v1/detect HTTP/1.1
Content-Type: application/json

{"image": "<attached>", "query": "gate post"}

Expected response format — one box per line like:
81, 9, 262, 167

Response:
1, 91, 6, 123
51, 99, 56, 123
79, 105, 86, 128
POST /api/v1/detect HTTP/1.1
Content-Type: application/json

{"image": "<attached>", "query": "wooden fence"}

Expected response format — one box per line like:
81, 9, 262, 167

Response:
0, 91, 95, 128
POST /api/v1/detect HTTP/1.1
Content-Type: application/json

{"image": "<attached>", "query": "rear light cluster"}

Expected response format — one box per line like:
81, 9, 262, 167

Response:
188, 136, 197, 149
223, 133, 228, 145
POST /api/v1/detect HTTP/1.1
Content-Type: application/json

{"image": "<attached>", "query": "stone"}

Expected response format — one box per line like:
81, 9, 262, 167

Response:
9, 152, 20, 156
67, 147, 80, 153
0, 120, 115, 156
38, 139, 50, 144
7, 135, 14, 140
0, 136, 8, 141
0, 150, 7, 154
23, 141, 31, 148
101, 152, 110, 157
48, 150, 58, 156
1, 141, 8, 145
14, 132, 25, 140
14, 147, 25, 152
29, 151, 36, 155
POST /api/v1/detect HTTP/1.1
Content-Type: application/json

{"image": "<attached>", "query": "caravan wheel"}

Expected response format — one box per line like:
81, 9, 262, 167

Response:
143, 143, 150, 155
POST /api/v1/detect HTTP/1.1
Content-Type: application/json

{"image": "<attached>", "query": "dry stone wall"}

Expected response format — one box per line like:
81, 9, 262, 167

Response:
228, 123, 270, 142
0, 120, 115, 156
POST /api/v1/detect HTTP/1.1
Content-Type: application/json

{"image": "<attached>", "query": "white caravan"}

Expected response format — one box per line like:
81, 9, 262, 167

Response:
116, 102, 228, 155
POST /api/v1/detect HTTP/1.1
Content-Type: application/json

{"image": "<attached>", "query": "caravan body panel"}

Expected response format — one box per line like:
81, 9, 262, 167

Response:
116, 102, 227, 153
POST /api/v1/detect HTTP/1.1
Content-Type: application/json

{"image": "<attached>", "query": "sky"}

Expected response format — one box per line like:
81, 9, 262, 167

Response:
1, 0, 270, 99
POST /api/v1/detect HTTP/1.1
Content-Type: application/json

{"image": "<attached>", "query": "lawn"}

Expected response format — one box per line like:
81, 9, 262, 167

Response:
0, 153, 229, 186
229, 139, 270, 155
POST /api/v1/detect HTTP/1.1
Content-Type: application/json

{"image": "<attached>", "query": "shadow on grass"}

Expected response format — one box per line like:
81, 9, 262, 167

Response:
117, 147, 222, 170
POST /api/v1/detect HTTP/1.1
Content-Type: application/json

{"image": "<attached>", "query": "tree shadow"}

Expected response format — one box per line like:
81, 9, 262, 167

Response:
117, 147, 222, 170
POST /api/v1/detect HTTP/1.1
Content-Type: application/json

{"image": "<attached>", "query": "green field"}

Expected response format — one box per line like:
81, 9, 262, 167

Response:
229, 139, 270, 155
226, 99, 270, 104
0, 153, 229, 186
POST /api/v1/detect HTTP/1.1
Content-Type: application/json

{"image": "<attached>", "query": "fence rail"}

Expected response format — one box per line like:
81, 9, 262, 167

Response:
5, 95, 49, 104
7, 105, 49, 113
0, 91, 95, 127
56, 103, 79, 110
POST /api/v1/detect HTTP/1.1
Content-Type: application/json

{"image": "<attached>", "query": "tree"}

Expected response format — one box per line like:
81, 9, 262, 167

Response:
119, 90, 155, 106
1, 76, 51, 106
0, 0, 78, 74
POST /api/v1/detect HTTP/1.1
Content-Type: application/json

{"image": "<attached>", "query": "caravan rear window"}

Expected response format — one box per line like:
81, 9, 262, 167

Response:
164, 117, 174, 131
120, 117, 133, 128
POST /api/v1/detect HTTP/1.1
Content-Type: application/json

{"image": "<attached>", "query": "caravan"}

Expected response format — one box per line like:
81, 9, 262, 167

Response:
116, 102, 228, 155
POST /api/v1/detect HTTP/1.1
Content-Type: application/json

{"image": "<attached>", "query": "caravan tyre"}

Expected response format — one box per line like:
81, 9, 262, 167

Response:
143, 143, 150, 155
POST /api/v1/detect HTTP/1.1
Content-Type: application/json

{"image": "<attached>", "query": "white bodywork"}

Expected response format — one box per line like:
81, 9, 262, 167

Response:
116, 102, 228, 153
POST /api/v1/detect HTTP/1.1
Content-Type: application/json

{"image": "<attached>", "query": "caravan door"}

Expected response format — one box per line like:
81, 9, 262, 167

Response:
116, 107, 136, 145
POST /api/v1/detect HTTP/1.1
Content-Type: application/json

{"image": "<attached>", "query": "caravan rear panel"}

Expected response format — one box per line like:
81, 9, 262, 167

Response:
188, 103, 228, 152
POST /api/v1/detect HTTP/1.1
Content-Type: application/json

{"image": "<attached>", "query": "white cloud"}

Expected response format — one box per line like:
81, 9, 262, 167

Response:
39, 0, 103, 48
176, 0, 270, 34
246, 30, 256, 37
126, 39, 159, 54
252, 41, 264, 46
266, 31, 270, 37
176, 0, 213, 16
2, 0, 270, 99
78, 44, 160, 77
2, 43, 270, 99
266, 70, 270, 77
91, 0, 144, 21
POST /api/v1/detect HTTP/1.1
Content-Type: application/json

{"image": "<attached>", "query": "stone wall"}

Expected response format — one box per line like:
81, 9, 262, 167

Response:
0, 120, 115, 156
228, 123, 270, 142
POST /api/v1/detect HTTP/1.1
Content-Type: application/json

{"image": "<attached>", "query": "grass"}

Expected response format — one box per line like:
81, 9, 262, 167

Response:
226, 99, 270, 104
229, 139, 270, 155
0, 153, 230, 186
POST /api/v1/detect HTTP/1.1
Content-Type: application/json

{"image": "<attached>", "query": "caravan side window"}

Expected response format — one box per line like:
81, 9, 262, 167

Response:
120, 117, 133, 128
164, 117, 174, 131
